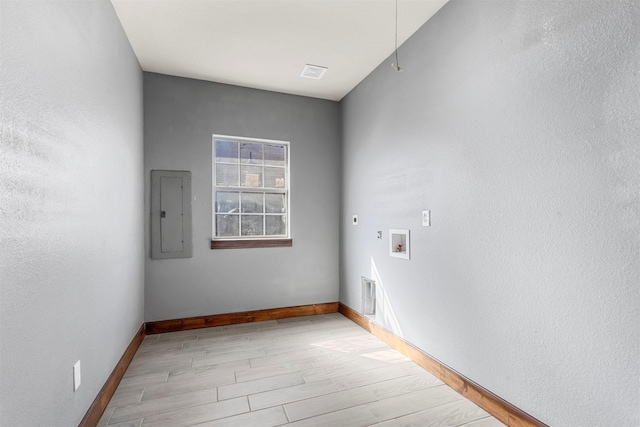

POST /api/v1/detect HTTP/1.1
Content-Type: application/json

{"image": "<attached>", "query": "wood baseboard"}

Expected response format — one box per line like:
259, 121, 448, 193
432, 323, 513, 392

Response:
338, 303, 547, 427
79, 323, 145, 427
145, 302, 339, 334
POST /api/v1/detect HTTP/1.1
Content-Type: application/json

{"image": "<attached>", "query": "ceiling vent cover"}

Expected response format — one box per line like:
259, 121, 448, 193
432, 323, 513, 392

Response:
300, 64, 328, 79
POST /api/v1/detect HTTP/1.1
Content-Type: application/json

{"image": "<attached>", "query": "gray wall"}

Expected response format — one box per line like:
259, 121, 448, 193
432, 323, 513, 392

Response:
144, 74, 340, 321
340, 1, 639, 426
0, 1, 144, 425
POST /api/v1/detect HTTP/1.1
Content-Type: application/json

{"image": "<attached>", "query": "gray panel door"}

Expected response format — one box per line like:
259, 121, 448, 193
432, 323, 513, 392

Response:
160, 176, 184, 253
151, 170, 192, 259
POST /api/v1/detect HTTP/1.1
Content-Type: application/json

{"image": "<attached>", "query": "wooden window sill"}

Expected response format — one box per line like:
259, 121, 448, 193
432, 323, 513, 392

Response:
211, 239, 293, 249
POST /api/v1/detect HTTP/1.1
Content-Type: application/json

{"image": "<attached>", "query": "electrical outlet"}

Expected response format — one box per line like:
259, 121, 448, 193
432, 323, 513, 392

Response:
422, 210, 431, 227
352, 214, 359, 225
73, 360, 81, 391
377, 231, 382, 239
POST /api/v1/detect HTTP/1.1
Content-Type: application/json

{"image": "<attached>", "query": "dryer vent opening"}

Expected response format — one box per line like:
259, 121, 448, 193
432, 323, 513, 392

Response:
361, 277, 376, 316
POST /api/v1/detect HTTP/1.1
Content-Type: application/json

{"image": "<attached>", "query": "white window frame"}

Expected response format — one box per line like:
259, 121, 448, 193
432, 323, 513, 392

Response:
212, 134, 291, 244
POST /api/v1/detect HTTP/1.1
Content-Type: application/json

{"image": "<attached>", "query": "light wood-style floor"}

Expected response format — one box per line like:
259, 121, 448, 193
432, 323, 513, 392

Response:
98, 313, 504, 427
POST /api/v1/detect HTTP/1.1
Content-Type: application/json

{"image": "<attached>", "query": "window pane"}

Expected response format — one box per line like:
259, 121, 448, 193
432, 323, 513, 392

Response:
215, 192, 239, 213
266, 215, 286, 236
241, 192, 263, 213
265, 193, 286, 213
216, 214, 239, 237
215, 140, 238, 163
241, 215, 263, 236
240, 143, 263, 164
264, 144, 285, 167
264, 167, 285, 189
241, 166, 262, 187
216, 164, 239, 186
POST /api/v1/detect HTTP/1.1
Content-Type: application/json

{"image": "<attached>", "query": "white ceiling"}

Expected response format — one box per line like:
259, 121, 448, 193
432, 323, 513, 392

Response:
111, 0, 449, 101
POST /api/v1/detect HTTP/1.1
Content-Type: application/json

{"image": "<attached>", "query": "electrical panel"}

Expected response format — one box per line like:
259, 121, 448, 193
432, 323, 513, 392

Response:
150, 170, 192, 259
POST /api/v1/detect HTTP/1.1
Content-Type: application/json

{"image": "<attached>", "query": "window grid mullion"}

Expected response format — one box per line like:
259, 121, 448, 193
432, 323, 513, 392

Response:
238, 191, 242, 238
236, 156, 241, 237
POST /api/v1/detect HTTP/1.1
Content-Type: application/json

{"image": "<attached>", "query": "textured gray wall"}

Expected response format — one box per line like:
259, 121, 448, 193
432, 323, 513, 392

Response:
144, 73, 340, 321
340, 1, 639, 426
0, 1, 144, 425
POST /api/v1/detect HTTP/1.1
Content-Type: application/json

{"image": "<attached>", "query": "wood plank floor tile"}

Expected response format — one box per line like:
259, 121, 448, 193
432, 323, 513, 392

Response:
367, 385, 463, 422
173, 358, 250, 375
262, 326, 351, 342
390, 399, 493, 426
142, 334, 198, 347
109, 388, 217, 424
192, 348, 266, 367
132, 344, 184, 359
248, 378, 338, 411
310, 334, 390, 354
306, 350, 368, 367
202, 337, 273, 356
257, 321, 313, 333
203, 345, 269, 360
360, 348, 412, 363
196, 326, 262, 340
105, 419, 144, 427
285, 405, 379, 427
261, 340, 332, 357
331, 362, 420, 391
234, 360, 314, 383
132, 343, 206, 361
97, 406, 116, 426
217, 372, 305, 401
165, 365, 238, 385
366, 371, 444, 400
141, 397, 249, 427
283, 385, 378, 422
115, 371, 169, 391
300, 356, 390, 382
463, 416, 507, 426
373, 420, 404, 427
123, 357, 193, 378
248, 348, 323, 368
193, 406, 289, 427
186, 332, 246, 345
109, 387, 144, 407
156, 331, 200, 341
141, 372, 230, 401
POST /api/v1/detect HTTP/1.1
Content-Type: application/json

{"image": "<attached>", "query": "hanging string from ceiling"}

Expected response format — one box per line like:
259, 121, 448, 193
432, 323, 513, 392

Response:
391, 0, 404, 72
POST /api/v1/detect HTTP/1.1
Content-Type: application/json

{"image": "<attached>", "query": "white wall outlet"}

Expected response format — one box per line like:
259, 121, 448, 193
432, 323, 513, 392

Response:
352, 214, 359, 225
377, 231, 382, 239
73, 360, 81, 391
422, 210, 431, 227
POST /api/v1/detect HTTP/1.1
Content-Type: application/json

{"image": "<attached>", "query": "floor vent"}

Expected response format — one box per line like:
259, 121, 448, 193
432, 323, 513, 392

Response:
361, 277, 376, 316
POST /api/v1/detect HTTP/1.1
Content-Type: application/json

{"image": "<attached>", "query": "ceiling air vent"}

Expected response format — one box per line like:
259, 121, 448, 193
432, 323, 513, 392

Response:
300, 64, 328, 79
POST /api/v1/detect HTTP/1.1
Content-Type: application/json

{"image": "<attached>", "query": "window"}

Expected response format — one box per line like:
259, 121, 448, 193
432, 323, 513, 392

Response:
211, 135, 291, 249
